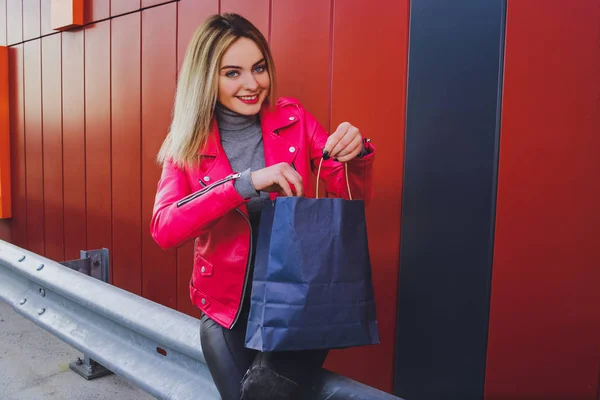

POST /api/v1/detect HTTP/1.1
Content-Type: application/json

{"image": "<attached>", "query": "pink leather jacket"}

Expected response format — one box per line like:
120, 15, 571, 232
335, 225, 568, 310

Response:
151, 97, 375, 328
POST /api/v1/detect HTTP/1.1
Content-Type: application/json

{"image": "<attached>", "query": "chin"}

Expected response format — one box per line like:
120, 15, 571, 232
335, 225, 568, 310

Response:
233, 101, 264, 116
237, 106, 262, 115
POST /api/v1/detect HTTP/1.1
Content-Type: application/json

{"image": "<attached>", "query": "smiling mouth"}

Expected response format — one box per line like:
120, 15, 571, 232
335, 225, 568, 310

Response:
237, 94, 259, 101
237, 94, 260, 104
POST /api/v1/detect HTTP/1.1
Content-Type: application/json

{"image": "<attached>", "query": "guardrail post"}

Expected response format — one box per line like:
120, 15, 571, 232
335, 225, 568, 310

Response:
59, 248, 112, 380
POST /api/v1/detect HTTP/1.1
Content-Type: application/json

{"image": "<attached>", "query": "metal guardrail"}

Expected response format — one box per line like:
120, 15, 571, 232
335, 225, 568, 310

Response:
0, 240, 402, 400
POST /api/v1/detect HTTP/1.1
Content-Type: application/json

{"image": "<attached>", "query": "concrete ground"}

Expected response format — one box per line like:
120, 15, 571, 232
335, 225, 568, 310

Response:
0, 301, 154, 400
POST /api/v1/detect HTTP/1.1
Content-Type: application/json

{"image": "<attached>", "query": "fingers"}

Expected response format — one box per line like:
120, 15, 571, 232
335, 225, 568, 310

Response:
274, 163, 303, 197
276, 175, 294, 197
335, 133, 362, 158
281, 165, 304, 196
324, 122, 350, 157
335, 135, 363, 162
330, 124, 361, 159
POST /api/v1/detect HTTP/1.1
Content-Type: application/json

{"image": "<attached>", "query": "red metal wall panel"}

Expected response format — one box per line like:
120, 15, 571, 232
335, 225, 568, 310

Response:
40, 0, 52, 36
62, 30, 86, 261
0, 221, 9, 241
327, 0, 409, 392
177, 0, 218, 71
23, 0, 40, 41
141, 3, 177, 308
84, 21, 111, 256
41, 33, 64, 262
9, 45, 26, 248
0, 0, 7, 46
270, 0, 331, 131
142, 0, 171, 8
84, 0, 109, 23
7, 0, 22, 45
175, 0, 218, 318
111, 0, 139, 17
220, 0, 269, 40
485, 1, 600, 399
111, 12, 142, 294
23, 39, 45, 255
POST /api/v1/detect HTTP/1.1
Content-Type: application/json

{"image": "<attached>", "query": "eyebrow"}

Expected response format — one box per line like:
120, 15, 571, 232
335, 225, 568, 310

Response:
220, 58, 266, 70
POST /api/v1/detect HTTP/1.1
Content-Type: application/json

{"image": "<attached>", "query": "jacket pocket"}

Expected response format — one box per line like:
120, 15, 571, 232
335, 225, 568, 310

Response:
195, 253, 214, 277
189, 280, 212, 311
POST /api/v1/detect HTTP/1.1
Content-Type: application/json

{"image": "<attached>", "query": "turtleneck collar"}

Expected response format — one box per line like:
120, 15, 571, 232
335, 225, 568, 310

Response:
215, 102, 258, 131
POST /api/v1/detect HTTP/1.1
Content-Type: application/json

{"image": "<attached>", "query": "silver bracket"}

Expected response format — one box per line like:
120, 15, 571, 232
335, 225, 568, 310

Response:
60, 248, 109, 282
59, 248, 112, 380
69, 355, 113, 380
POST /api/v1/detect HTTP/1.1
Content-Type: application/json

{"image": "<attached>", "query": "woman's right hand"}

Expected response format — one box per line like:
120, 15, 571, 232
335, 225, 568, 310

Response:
250, 163, 304, 197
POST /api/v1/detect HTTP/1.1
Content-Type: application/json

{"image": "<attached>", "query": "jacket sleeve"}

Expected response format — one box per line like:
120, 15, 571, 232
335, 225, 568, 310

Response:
303, 107, 376, 206
150, 159, 248, 250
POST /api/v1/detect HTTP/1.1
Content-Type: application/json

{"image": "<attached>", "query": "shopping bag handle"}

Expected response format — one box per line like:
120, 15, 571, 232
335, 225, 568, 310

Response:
316, 158, 353, 200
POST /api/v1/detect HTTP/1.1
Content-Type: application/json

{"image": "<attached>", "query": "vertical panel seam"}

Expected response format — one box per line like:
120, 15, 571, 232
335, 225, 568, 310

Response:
20, 0, 23, 41
327, 0, 334, 132
268, 0, 272, 45
481, 0, 508, 396
139, 11, 143, 295
39, 36, 45, 256
21, 43, 28, 248
83, 28, 88, 252
59, 34, 64, 261
395, 0, 413, 391
109, 19, 113, 283
394, 0, 413, 391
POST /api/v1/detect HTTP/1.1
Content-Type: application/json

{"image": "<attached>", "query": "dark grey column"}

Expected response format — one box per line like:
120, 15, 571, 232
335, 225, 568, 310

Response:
394, 1, 507, 399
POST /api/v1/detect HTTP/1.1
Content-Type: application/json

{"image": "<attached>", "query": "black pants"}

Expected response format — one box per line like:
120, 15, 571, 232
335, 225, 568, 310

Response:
200, 310, 328, 400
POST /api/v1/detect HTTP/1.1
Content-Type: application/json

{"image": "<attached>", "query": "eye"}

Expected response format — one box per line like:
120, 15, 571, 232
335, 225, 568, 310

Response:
254, 65, 267, 73
225, 70, 239, 78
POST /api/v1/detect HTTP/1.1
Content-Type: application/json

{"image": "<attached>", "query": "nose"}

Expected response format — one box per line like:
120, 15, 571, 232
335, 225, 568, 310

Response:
242, 72, 259, 91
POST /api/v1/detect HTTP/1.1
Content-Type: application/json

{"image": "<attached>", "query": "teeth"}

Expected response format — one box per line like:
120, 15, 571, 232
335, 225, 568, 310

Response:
239, 95, 258, 100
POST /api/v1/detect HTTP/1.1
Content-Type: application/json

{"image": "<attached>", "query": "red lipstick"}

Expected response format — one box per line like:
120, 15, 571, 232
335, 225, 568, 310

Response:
237, 95, 260, 105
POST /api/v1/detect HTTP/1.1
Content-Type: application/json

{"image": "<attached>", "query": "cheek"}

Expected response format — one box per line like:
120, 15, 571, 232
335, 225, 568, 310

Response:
218, 78, 239, 98
258, 74, 271, 90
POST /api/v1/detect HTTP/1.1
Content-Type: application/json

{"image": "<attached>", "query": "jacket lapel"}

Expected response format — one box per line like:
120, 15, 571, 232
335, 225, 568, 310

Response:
197, 119, 234, 181
260, 105, 299, 168
196, 106, 300, 182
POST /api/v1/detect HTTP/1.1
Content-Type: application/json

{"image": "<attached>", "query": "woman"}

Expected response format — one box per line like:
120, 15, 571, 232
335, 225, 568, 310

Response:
151, 13, 375, 400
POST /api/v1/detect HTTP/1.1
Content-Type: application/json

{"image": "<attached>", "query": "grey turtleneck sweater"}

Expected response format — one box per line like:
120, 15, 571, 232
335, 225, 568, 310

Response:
215, 103, 269, 215
215, 104, 270, 273
215, 103, 271, 306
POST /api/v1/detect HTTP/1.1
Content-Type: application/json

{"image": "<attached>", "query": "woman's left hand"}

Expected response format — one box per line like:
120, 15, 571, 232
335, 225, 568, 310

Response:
323, 122, 363, 163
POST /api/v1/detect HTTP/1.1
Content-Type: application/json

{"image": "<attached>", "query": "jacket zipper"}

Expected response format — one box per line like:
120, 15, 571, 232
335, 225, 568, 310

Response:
176, 172, 242, 207
230, 209, 252, 329
195, 174, 253, 329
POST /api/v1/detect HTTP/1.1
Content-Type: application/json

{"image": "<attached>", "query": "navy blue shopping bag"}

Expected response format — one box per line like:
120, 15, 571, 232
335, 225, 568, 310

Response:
245, 163, 379, 352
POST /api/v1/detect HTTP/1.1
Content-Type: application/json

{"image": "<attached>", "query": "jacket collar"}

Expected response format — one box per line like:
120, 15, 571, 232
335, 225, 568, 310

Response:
259, 103, 299, 134
199, 119, 222, 157
198, 103, 298, 157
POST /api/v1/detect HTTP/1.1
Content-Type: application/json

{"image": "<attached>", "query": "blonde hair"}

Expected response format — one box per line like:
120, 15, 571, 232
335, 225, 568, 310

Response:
157, 13, 277, 167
